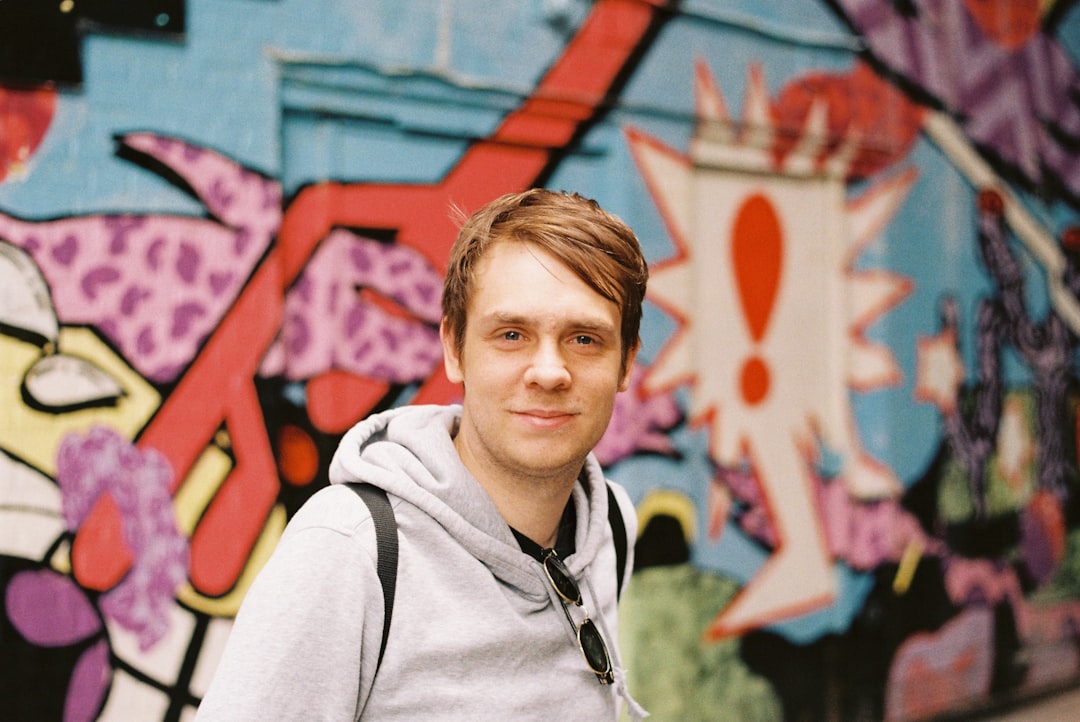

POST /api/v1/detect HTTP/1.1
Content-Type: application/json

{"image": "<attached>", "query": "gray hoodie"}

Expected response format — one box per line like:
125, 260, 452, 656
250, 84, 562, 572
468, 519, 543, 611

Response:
196, 404, 645, 721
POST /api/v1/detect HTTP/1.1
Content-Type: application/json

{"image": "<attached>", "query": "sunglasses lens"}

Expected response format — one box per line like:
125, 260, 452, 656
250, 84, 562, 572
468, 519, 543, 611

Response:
578, 619, 612, 681
543, 555, 581, 605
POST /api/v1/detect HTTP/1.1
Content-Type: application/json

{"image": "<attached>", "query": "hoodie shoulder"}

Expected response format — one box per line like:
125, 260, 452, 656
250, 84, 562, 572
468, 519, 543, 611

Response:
283, 484, 384, 542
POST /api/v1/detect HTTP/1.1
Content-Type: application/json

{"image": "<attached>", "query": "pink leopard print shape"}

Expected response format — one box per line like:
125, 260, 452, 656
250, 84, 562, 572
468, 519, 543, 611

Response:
0, 133, 281, 383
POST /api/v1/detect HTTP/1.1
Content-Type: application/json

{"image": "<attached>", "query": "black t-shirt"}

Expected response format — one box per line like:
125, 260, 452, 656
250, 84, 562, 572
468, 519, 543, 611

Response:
510, 497, 576, 561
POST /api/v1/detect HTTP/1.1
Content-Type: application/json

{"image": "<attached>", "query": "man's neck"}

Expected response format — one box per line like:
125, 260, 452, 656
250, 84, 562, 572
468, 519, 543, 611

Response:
511, 498, 577, 560
452, 436, 580, 548
481, 469, 577, 549
497, 482, 574, 548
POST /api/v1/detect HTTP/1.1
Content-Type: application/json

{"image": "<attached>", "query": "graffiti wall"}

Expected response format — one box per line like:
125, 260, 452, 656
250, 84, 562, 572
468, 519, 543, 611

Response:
1, 0, 1079, 719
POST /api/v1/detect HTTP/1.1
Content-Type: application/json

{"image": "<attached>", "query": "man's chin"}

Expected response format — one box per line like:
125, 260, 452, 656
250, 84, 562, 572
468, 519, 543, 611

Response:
509, 443, 594, 479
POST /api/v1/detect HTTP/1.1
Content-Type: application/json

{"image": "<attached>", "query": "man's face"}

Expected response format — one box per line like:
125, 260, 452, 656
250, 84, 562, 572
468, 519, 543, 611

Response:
441, 241, 636, 486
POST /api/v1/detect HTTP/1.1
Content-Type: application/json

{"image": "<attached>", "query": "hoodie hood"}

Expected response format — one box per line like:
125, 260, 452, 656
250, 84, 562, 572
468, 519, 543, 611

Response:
328, 404, 614, 597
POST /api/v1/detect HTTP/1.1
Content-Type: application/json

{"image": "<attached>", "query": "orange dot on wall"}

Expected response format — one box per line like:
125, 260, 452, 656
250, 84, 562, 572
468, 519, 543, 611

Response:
277, 424, 320, 487
977, 188, 1004, 216
1061, 226, 1080, 254
740, 356, 770, 405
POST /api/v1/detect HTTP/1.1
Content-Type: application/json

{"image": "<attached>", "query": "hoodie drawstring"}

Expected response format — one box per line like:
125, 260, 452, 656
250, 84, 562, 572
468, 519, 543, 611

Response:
580, 575, 649, 719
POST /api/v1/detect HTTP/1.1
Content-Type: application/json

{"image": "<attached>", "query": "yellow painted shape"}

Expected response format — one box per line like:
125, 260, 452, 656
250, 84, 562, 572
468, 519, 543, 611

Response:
0, 329, 159, 475
636, 488, 697, 544
177, 503, 287, 618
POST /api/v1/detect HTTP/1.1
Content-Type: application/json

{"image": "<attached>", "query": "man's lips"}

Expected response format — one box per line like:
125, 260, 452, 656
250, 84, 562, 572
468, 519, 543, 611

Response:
513, 409, 577, 427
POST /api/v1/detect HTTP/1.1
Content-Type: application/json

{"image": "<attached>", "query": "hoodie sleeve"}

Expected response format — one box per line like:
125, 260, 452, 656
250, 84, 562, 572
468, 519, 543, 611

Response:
195, 485, 386, 722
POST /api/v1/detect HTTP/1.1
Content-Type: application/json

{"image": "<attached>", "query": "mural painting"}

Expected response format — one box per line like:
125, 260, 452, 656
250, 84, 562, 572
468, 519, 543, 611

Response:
1, 0, 1079, 720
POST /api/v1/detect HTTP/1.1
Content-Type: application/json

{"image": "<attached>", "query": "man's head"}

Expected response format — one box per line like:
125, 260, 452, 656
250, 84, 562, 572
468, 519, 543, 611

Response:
441, 189, 648, 376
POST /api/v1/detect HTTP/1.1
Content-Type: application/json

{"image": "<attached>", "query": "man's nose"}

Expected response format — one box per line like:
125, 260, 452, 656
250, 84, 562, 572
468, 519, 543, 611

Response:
523, 340, 571, 389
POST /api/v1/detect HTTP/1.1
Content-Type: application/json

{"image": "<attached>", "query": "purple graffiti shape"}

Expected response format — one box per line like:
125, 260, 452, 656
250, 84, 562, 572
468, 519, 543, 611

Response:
830, 0, 1080, 206
593, 363, 681, 466
6, 568, 110, 722
7, 568, 102, 646
57, 425, 189, 651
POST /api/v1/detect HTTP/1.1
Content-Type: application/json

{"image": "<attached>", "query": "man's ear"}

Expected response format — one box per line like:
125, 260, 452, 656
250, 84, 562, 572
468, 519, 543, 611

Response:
440, 319, 465, 384
618, 338, 640, 392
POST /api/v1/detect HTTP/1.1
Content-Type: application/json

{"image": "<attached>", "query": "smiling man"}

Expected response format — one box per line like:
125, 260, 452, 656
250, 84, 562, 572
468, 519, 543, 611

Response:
197, 189, 649, 721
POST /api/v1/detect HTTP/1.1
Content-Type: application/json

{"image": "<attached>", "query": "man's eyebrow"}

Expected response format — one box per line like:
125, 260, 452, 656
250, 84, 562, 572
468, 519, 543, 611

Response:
480, 311, 616, 333
570, 320, 617, 334
472, 311, 527, 327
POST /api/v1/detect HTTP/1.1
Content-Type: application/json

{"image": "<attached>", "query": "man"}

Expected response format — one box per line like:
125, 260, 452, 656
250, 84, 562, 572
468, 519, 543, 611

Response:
196, 189, 649, 720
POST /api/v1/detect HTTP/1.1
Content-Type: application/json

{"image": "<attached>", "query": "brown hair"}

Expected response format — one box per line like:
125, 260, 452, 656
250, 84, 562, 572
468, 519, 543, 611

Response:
442, 188, 648, 373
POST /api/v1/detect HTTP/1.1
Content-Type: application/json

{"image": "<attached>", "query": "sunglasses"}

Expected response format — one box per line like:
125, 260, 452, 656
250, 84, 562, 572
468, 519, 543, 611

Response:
542, 549, 614, 685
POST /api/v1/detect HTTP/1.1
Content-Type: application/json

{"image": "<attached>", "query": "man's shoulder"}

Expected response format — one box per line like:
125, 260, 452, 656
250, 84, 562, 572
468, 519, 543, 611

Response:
284, 483, 386, 541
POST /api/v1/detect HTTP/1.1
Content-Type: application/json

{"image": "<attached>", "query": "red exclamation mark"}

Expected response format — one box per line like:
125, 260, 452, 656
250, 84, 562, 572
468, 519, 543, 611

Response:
732, 193, 782, 405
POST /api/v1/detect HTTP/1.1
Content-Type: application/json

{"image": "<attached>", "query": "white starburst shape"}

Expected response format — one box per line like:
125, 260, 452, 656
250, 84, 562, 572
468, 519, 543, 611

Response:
626, 59, 916, 637
914, 326, 965, 415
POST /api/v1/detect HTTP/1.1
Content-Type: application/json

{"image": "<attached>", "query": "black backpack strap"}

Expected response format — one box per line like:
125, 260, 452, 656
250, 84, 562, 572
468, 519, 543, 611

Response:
606, 483, 628, 599
347, 483, 398, 671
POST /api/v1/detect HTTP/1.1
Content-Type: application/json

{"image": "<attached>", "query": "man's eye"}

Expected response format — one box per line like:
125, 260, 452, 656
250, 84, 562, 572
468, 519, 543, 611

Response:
502, 331, 521, 341
574, 335, 595, 345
